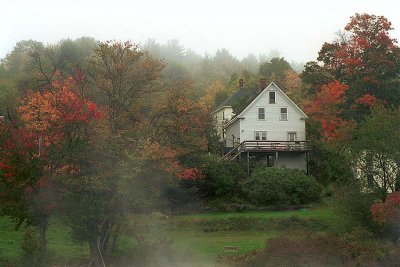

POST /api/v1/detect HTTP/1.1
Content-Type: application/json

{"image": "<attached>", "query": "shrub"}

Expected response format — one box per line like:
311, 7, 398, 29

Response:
197, 159, 247, 199
333, 182, 380, 233
232, 233, 400, 267
241, 167, 322, 206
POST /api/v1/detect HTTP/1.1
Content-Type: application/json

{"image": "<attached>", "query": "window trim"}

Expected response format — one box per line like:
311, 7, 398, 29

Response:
269, 91, 276, 104
280, 107, 288, 121
258, 107, 266, 120
255, 131, 267, 141
287, 131, 297, 142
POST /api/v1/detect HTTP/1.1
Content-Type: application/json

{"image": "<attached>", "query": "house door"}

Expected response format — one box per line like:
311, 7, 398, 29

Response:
266, 154, 275, 167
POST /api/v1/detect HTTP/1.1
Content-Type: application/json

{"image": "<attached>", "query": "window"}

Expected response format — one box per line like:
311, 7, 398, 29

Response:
269, 92, 276, 104
258, 107, 265, 120
287, 132, 297, 142
255, 131, 267, 141
280, 108, 288, 121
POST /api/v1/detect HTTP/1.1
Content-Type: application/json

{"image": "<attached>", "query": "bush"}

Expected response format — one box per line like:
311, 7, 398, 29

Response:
232, 232, 400, 267
333, 182, 380, 233
241, 167, 322, 206
197, 159, 247, 199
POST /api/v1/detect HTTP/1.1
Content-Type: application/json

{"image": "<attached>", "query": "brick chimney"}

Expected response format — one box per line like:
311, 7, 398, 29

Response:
259, 79, 267, 90
239, 78, 244, 89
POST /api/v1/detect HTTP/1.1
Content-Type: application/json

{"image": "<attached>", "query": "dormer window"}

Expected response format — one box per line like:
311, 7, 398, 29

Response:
258, 107, 265, 120
269, 92, 276, 104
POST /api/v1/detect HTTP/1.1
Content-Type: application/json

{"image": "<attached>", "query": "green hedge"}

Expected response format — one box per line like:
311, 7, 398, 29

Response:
241, 167, 322, 205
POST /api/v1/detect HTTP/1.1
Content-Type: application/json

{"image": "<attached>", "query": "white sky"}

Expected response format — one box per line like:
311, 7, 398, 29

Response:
1, 0, 400, 63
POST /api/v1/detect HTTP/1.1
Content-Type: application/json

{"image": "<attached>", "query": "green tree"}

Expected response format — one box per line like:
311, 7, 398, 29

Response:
350, 107, 400, 201
258, 57, 292, 86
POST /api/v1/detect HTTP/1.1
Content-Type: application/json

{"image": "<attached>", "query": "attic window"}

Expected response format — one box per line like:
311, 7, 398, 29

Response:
258, 108, 265, 120
269, 92, 276, 104
280, 108, 288, 121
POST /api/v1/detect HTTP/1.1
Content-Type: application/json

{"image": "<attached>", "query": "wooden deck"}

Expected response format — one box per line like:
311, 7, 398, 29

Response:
220, 140, 310, 161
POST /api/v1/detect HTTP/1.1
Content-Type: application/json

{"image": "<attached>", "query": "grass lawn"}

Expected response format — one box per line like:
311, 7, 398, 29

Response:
0, 204, 335, 265
0, 218, 24, 263
0, 217, 88, 266
145, 205, 335, 261
167, 230, 275, 260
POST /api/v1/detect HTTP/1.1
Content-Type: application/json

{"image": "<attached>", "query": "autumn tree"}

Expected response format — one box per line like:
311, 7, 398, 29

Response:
371, 191, 400, 242
318, 13, 400, 111
302, 80, 354, 142
282, 69, 303, 104
0, 75, 102, 262
151, 80, 210, 155
88, 40, 164, 132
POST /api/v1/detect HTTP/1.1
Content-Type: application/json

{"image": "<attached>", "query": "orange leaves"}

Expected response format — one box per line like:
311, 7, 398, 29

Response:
138, 139, 181, 175
18, 76, 102, 151
354, 94, 378, 107
303, 81, 353, 141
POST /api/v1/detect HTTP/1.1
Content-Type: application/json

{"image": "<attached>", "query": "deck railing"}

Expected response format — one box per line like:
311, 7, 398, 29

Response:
220, 140, 310, 161
240, 140, 310, 151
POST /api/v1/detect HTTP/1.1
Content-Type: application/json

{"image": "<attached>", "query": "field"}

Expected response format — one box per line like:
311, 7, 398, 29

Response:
0, 205, 334, 266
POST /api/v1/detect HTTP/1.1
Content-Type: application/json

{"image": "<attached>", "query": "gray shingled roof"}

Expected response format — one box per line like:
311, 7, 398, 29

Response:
214, 87, 259, 113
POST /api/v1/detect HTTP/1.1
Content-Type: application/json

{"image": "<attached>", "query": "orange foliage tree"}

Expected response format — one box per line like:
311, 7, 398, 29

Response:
302, 81, 354, 141
0, 75, 102, 261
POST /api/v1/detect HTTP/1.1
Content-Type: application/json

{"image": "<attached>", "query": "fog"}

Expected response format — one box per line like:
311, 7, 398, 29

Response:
1, 0, 400, 63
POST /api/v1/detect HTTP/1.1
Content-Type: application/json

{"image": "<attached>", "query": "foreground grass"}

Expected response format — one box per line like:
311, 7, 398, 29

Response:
0, 205, 334, 265
0, 217, 88, 266
168, 230, 275, 260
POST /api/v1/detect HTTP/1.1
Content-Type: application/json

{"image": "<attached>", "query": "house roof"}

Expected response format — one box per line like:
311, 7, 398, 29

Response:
213, 87, 259, 114
225, 82, 308, 129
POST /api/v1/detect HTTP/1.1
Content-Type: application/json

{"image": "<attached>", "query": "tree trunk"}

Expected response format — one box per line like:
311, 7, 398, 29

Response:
89, 239, 102, 267
38, 211, 47, 265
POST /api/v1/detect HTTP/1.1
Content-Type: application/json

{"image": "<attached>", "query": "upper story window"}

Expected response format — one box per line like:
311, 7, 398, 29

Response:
280, 108, 288, 121
269, 92, 276, 104
288, 132, 297, 142
258, 107, 265, 120
255, 131, 267, 141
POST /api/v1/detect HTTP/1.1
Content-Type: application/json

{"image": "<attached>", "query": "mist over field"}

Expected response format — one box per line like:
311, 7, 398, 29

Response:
1, 2, 400, 266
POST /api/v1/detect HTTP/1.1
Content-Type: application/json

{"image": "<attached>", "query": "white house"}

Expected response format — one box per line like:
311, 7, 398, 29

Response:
215, 80, 310, 172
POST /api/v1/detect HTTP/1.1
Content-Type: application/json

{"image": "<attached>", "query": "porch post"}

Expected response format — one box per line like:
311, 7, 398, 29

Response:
247, 151, 250, 176
275, 151, 279, 167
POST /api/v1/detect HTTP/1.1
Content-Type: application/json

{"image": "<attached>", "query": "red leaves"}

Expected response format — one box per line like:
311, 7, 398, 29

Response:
355, 94, 377, 107
18, 76, 102, 154
371, 191, 400, 226
178, 167, 204, 180
303, 81, 353, 141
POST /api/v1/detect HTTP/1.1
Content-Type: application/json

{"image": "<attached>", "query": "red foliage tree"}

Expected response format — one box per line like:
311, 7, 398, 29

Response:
318, 13, 400, 107
302, 81, 354, 141
0, 75, 102, 261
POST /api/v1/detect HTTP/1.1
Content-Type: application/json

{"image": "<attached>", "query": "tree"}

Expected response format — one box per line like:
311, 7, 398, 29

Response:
258, 57, 292, 86
302, 81, 354, 141
371, 191, 400, 242
88, 40, 164, 132
282, 69, 303, 104
318, 13, 400, 109
0, 75, 102, 262
351, 107, 400, 201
